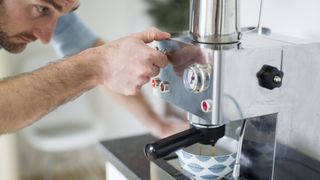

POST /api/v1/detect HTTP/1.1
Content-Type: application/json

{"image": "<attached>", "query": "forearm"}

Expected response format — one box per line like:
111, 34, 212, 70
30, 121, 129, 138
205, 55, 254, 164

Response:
0, 50, 102, 133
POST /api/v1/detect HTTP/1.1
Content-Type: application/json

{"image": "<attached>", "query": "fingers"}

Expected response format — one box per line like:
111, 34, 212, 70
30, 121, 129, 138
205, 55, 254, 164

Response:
131, 65, 159, 95
140, 50, 168, 78
133, 27, 170, 69
141, 64, 160, 78
102, 29, 171, 96
151, 50, 169, 68
127, 76, 149, 96
132, 27, 171, 44
137, 45, 168, 77
149, 64, 161, 77
138, 76, 150, 85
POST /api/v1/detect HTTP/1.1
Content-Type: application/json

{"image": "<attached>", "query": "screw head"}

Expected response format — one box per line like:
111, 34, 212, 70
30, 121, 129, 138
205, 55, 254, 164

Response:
273, 75, 282, 83
159, 82, 170, 93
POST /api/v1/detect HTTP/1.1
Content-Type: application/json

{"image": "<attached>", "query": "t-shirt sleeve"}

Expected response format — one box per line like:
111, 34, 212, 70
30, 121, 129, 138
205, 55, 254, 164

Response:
51, 13, 98, 58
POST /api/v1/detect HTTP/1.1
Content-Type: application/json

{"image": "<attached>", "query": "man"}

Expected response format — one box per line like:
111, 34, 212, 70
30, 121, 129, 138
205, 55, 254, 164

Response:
0, 0, 188, 137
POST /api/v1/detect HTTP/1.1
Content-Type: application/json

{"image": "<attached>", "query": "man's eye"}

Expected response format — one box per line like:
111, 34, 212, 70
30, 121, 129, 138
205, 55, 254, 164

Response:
36, 5, 50, 16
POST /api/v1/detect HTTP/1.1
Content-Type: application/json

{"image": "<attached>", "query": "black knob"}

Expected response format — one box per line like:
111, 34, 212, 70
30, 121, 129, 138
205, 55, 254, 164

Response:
144, 125, 226, 161
144, 128, 202, 161
257, 65, 284, 90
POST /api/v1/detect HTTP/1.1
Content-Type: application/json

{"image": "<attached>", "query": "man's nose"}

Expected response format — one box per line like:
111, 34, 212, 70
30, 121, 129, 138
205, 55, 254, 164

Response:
33, 20, 58, 44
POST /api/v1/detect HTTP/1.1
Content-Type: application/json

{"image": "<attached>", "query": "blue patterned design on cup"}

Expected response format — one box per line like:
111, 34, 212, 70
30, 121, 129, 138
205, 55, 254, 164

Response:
229, 161, 235, 169
215, 155, 229, 162
201, 174, 220, 180
208, 164, 227, 173
181, 150, 193, 159
187, 163, 204, 173
232, 153, 237, 159
195, 155, 211, 162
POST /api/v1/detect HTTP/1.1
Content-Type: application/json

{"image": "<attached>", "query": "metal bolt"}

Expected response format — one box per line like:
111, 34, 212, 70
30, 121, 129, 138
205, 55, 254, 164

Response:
159, 82, 170, 93
273, 75, 282, 83
160, 49, 168, 55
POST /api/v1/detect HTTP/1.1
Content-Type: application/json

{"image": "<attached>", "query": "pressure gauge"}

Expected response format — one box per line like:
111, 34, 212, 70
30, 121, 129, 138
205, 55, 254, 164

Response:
183, 63, 211, 93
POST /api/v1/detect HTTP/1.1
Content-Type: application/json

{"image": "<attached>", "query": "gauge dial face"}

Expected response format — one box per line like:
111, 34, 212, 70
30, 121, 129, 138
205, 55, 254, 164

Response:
183, 63, 211, 93
183, 68, 198, 91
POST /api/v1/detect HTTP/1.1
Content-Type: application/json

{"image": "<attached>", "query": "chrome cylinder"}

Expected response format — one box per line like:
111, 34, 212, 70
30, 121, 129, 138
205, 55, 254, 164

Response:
190, 0, 239, 44
190, 0, 263, 44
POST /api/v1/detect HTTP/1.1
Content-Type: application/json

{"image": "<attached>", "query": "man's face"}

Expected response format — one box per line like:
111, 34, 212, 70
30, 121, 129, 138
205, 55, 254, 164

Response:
0, 0, 80, 53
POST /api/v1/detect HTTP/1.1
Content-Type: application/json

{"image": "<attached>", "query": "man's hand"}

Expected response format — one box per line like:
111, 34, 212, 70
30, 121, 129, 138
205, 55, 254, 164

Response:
95, 28, 170, 95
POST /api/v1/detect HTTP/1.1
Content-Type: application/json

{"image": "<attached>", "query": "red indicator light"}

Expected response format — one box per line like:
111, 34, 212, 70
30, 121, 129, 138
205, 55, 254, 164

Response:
202, 101, 208, 112
151, 79, 157, 88
201, 100, 212, 113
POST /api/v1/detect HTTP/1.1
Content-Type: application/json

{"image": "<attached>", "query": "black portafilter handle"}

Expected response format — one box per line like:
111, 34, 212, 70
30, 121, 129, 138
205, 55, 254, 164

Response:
144, 125, 226, 161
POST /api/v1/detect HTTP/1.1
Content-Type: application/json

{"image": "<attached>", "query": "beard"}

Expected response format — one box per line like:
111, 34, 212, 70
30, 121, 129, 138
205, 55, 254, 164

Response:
0, 29, 36, 53
0, 31, 27, 53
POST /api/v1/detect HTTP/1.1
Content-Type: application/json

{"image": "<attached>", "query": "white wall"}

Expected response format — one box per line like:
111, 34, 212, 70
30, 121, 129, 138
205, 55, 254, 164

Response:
241, 0, 320, 41
0, 135, 19, 180
78, 0, 154, 40
0, 51, 19, 180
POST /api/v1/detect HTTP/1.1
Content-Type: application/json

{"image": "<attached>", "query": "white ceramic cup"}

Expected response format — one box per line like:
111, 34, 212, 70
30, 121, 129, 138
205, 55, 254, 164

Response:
176, 136, 237, 180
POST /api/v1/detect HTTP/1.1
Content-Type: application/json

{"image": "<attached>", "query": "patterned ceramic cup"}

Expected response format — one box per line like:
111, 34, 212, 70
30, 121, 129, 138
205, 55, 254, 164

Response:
176, 136, 237, 180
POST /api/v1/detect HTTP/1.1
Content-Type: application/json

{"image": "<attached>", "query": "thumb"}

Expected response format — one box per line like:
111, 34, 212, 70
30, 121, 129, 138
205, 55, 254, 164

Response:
132, 27, 171, 43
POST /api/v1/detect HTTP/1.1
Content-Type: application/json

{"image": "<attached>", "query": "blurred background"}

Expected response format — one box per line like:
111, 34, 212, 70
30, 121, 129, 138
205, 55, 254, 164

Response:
0, 0, 320, 180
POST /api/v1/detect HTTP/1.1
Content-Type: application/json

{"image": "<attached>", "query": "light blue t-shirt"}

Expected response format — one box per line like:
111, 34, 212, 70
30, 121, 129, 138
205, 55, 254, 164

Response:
51, 13, 98, 58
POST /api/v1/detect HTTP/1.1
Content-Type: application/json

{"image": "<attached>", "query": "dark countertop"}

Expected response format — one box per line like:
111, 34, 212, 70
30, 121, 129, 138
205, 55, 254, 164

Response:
100, 134, 157, 180
99, 134, 320, 180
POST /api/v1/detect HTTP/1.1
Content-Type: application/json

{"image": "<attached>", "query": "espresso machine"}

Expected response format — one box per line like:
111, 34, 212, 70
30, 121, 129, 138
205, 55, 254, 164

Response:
144, 0, 320, 179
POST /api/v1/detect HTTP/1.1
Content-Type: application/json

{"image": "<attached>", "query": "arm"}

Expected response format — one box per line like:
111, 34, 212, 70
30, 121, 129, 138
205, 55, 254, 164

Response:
0, 27, 170, 134
0, 50, 102, 133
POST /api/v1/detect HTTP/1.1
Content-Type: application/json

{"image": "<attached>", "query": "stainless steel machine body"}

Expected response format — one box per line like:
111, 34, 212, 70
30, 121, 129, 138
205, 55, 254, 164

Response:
155, 34, 287, 126
150, 33, 320, 179
146, 0, 320, 179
